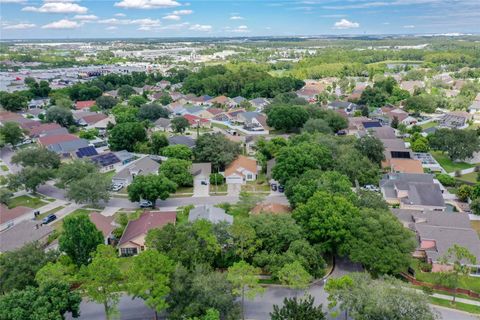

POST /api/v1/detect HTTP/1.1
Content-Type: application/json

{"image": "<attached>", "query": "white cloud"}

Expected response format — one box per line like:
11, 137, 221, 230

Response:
106, 26, 118, 30
163, 14, 180, 20
0, 0, 26, 3
131, 18, 161, 27
99, 17, 161, 29
333, 19, 360, 29
41, 19, 82, 29
232, 25, 249, 33
3, 23, 36, 29
22, 2, 88, 14
172, 9, 192, 15
73, 14, 98, 20
159, 22, 188, 30
189, 24, 212, 32
43, 0, 80, 2
114, 0, 180, 10
230, 16, 244, 20
403, 25, 415, 28
114, 13, 126, 17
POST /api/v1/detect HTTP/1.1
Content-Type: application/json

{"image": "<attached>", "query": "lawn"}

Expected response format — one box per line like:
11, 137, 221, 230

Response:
429, 297, 480, 314
8, 195, 48, 209
102, 170, 116, 181
176, 186, 194, 194
430, 151, 474, 173
456, 172, 479, 184
35, 206, 65, 220
420, 121, 437, 130
242, 183, 271, 193
210, 184, 228, 195
412, 260, 480, 294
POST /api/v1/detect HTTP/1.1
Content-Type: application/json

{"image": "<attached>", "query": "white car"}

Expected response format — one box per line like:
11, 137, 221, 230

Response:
362, 185, 380, 192
111, 183, 124, 192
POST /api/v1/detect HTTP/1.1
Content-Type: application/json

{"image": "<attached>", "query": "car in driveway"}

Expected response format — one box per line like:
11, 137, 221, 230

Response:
111, 183, 124, 192
42, 214, 57, 225
139, 200, 153, 208
361, 185, 380, 192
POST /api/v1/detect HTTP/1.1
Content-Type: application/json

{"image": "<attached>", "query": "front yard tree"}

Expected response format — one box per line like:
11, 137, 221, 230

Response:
266, 105, 309, 132
66, 173, 111, 206
171, 116, 190, 133
230, 219, 259, 261
0, 281, 81, 320
95, 95, 118, 109
45, 106, 75, 127
59, 215, 104, 266
354, 135, 385, 165
7, 167, 54, 193
56, 159, 98, 188
127, 173, 177, 207
0, 122, 24, 146
277, 261, 312, 293
271, 295, 326, 320
227, 261, 265, 320
150, 132, 169, 155
138, 103, 170, 122
194, 133, 242, 170
159, 158, 193, 187
438, 245, 477, 303
81, 245, 122, 320
12, 146, 60, 169
126, 250, 175, 320
162, 144, 193, 160
108, 122, 147, 152
0, 92, 28, 111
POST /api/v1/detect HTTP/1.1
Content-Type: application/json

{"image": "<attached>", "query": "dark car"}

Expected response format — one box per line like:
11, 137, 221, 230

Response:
278, 185, 285, 193
271, 183, 277, 191
139, 200, 153, 208
42, 214, 57, 225
201, 180, 208, 186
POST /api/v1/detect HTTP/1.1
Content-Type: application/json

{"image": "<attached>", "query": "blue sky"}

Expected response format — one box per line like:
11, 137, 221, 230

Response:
1, 0, 479, 39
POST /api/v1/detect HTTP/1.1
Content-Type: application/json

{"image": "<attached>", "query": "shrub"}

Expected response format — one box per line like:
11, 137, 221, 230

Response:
210, 173, 225, 185
435, 173, 456, 187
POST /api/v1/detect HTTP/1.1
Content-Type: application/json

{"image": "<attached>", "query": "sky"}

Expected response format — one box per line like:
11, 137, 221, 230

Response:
0, 0, 479, 39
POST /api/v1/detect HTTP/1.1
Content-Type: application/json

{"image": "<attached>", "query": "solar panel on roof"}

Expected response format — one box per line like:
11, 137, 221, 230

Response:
91, 153, 120, 167
76, 146, 98, 158
363, 121, 382, 129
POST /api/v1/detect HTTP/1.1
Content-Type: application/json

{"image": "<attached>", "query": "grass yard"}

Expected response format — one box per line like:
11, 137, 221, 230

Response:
456, 172, 479, 184
35, 206, 65, 220
102, 170, 116, 181
429, 297, 480, 314
8, 195, 48, 209
210, 184, 228, 195
420, 121, 437, 130
431, 151, 474, 173
242, 183, 271, 193
0, 165, 8, 172
176, 186, 194, 194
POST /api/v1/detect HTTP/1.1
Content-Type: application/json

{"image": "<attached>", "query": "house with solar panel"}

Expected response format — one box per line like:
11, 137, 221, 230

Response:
112, 156, 161, 186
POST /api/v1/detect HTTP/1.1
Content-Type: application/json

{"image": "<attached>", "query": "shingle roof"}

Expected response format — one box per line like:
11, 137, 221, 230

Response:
168, 136, 195, 148
0, 220, 52, 253
38, 133, 79, 146
118, 211, 176, 245
89, 212, 115, 238
0, 204, 32, 224
188, 205, 233, 224
225, 155, 257, 177
113, 156, 160, 180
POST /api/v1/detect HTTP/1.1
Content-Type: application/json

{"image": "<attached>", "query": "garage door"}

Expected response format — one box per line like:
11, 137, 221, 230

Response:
226, 176, 243, 184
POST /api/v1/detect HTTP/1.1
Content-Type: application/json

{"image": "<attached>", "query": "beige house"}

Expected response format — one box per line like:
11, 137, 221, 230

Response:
118, 211, 176, 256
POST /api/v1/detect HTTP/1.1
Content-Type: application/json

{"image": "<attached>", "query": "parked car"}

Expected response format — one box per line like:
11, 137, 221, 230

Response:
362, 185, 380, 192
111, 183, 124, 192
201, 180, 208, 186
271, 183, 277, 191
139, 200, 153, 208
42, 214, 57, 225
278, 185, 285, 193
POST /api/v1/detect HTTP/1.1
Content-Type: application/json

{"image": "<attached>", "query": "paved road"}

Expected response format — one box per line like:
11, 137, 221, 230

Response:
0, 146, 21, 174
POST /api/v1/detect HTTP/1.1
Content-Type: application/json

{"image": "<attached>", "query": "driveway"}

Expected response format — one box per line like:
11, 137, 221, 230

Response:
193, 178, 209, 197
227, 183, 241, 196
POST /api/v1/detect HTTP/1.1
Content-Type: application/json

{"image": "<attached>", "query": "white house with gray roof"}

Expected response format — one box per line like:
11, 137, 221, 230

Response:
188, 205, 233, 224
112, 156, 160, 186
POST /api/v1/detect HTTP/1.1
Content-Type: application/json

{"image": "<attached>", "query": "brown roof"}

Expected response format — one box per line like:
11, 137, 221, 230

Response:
225, 155, 258, 177
206, 107, 224, 115
38, 134, 79, 146
89, 212, 115, 237
210, 95, 230, 105
251, 202, 291, 215
0, 204, 32, 224
389, 158, 424, 174
27, 123, 62, 136
0, 111, 22, 122
118, 211, 176, 246
75, 100, 96, 110
82, 113, 108, 125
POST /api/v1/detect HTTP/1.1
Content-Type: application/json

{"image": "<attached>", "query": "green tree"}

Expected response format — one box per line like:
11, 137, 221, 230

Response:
194, 133, 242, 170
126, 250, 175, 320
112, 105, 139, 123
108, 122, 147, 151
266, 105, 309, 132
456, 184, 473, 202
302, 118, 332, 134
150, 132, 169, 155
12, 146, 60, 169
230, 219, 259, 261
8, 167, 54, 192
159, 158, 193, 187
171, 116, 190, 133
429, 128, 480, 161
128, 95, 148, 108
66, 173, 111, 206
35, 256, 77, 287
354, 135, 384, 165
0, 188, 13, 205
209, 173, 225, 185
270, 295, 325, 320
405, 94, 437, 114
0, 92, 28, 111
95, 95, 118, 109
59, 214, 104, 266
79, 128, 99, 140
127, 173, 177, 207
411, 137, 430, 152
0, 242, 57, 294
138, 103, 170, 122
0, 281, 81, 320
278, 261, 312, 292
438, 245, 477, 303
162, 144, 193, 160
227, 261, 265, 320
56, 159, 97, 188
45, 106, 75, 127
118, 84, 136, 99
81, 245, 123, 320
0, 122, 24, 146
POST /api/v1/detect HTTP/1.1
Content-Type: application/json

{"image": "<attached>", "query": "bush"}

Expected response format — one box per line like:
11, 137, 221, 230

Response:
421, 285, 434, 296
456, 184, 473, 202
470, 198, 480, 215
210, 173, 225, 185
419, 261, 432, 272
435, 173, 456, 187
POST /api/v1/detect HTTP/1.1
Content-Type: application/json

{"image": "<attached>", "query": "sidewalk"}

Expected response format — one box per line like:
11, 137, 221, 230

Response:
431, 293, 480, 307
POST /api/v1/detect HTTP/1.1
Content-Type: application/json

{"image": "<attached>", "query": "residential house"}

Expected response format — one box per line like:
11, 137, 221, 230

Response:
369, 126, 397, 140
75, 146, 99, 159
388, 158, 425, 174
91, 152, 121, 172
103, 90, 119, 99
28, 98, 49, 109
26, 123, 66, 138
400, 80, 425, 94
75, 100, 96, 111
154, 118, 172, 132
381, 138, 413, 168
380, 173, 446, 211
38, 134, 89, 155
190, 163, 211, 184
118, 211, 176, 256
249, 98, 270, 111
347, 117, 382, 136
393, 209, 480, 274
168, 136, 196, 149
188, 205, 233, 224
0, 204, 32, 232
0, 220, 53, 253
438, 111, 472, 129
224, 155, 258, 184
112, 156, 160, 186
158, 80, 171, 89
78, 113, 108, 127
328, 101, 359, 114
469, 100, 480, 123
237, 112, 269, 133
231, 96, 246, 107
210, 95, 231, 106
183, 114, 211, 128
113, 150, 136, 165
89, 212, 117, 244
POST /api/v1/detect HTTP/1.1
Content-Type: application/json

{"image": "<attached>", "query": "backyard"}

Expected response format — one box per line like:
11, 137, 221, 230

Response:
431, 151, 474, 173
456, 172, 479, 184
8, 195, 48, 209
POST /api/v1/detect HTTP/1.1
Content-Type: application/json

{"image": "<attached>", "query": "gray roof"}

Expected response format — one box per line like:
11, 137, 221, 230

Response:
0, 220, 52, 253
232, 96, 246, 104
328, 101, 358, 109
190, 163, 211, 178
250, 98, 269, 106
47, 139, 89, 153
185, 106, 203, 114
188, 205, 233, 224
403, 183, 445, 207
392, 209, 472, 229
154, 118, 171, 128
113, 156, 160, 181
113, 150, 135, 162
168, 136, 195, 148
370, 126, 396, 140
